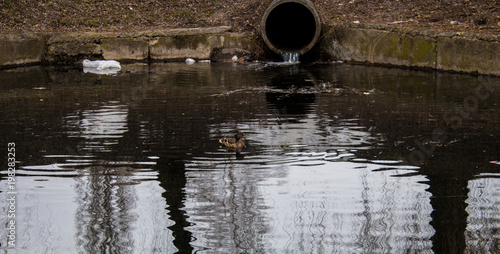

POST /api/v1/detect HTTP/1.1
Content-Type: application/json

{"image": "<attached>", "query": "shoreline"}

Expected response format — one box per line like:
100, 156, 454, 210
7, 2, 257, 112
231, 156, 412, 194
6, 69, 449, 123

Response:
0, 24, 499, 76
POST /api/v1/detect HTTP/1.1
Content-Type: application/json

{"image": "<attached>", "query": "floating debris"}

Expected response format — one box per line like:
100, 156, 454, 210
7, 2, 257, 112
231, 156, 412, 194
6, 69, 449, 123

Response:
83, 59, 121, 75
83, 59, 121, 70
209, 82, 380, 97
210, 88, 246, 97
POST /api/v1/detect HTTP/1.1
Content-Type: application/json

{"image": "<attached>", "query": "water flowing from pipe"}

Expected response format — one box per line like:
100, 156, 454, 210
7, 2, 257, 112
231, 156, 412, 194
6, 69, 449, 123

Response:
282, 51, 300, 63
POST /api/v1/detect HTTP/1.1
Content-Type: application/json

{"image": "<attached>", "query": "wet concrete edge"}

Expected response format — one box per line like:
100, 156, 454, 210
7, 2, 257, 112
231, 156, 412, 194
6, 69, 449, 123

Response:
1, 24, 499, 76
0, 26, 256, 68
321, 24, 500, 76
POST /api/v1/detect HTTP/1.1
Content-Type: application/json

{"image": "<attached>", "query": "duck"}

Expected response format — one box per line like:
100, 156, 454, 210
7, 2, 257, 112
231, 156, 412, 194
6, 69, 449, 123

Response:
219, 132, 247, 149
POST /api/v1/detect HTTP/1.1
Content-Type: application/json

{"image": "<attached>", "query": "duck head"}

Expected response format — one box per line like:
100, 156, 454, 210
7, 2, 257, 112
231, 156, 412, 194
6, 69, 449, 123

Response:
235, 132, 247, 141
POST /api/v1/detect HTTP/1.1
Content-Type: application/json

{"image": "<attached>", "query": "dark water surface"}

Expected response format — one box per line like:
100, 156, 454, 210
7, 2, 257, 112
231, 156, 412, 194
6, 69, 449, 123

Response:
1, 62, 500, 253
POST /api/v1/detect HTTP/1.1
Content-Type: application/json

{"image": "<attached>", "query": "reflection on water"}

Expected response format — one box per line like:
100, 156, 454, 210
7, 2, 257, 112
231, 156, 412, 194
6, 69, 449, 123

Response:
0, 63, 499, 253
466, 177, 500, 253
259, 163, 432, 253
65, 101, 129, 153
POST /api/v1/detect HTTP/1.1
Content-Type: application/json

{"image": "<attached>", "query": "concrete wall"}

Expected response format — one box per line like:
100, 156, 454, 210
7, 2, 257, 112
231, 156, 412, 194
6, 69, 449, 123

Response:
1, 26, 255, 68
1, 24, 499, 76
0, 33, 46, 67
437, 35, 500, 75
322, 25, 500, 76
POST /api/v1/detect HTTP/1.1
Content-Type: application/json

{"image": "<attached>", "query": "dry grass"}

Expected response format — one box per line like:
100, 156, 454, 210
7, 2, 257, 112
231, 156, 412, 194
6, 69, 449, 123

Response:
0, 0, 498, 35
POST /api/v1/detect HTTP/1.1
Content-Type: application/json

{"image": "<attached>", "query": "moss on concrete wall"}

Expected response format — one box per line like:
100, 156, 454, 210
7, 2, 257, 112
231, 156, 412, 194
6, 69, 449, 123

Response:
0, 34, 46, 67
323, 25, 500, 76
150, 34, 220, 60
325, 27, 436, 69
1, 24, 499, 76
437, 36, 500, 76
0, 26, 256, 66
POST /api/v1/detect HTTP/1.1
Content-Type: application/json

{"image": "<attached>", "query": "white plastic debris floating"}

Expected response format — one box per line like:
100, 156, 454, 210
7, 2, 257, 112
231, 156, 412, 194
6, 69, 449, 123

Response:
185, 58, 195, 65
83, 59, 121, 75
83, 59, 121, 69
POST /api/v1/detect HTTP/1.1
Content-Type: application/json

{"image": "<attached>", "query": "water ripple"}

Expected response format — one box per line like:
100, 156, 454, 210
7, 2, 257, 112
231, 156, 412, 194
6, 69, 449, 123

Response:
465, 177, 500, 253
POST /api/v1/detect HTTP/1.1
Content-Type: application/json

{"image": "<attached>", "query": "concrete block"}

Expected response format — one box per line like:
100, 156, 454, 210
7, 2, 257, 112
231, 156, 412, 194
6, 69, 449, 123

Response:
220, 32, 256, 50
44, 33, 102, 63
45, 42, 101, 63
102, 38, 149, 61
437, 36, 500, 76
150, 34, 223, 60
0, 34, 46, 67
46, 42, 101, 57
329, 27, 436, 68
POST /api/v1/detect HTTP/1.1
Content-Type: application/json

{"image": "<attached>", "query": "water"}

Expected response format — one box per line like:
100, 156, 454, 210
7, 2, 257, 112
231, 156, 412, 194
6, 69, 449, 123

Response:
0, 62, 499, 253
281, 51, 300, 63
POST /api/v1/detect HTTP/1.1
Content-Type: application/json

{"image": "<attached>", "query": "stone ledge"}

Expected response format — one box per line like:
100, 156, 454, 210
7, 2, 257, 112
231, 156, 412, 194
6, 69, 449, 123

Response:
322, 24, 500, 76
1, 25, 499, 76
323, 27, 436, 69
0, 33, 47, 67
0, 26, 253, 67
437, 36, 500, 76
102, 38, 149, 61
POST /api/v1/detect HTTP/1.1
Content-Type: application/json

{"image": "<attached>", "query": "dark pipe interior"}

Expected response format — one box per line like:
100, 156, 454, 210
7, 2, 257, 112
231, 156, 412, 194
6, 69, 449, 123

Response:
264, 2, 317, 51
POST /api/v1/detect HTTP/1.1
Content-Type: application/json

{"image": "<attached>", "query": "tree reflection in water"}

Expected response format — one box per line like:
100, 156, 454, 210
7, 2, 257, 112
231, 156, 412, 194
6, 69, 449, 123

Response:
0, 63, 499, 253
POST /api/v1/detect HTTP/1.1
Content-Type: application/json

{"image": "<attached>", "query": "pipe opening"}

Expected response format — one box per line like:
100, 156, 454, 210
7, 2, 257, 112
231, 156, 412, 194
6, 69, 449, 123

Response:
261, 0, 321, 56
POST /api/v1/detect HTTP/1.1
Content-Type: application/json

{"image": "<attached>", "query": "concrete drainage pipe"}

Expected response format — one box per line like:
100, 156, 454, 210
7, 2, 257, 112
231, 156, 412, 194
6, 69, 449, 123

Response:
261, 0, 322, 56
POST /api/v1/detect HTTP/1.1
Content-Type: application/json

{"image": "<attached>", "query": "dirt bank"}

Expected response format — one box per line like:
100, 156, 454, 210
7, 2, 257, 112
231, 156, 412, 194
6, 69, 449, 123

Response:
1, 0, 499, 36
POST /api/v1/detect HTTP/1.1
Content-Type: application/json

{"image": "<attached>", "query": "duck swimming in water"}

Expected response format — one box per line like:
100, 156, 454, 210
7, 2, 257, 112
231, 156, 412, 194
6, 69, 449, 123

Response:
219, 132, 247, 149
